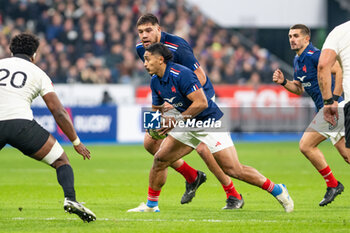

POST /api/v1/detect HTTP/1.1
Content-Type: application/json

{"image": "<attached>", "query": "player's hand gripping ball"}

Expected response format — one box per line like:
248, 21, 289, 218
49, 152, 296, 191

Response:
147, 129, 167, 140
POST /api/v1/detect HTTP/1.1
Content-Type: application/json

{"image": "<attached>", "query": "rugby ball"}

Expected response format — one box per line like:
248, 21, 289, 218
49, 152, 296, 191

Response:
147, 129, 167, 140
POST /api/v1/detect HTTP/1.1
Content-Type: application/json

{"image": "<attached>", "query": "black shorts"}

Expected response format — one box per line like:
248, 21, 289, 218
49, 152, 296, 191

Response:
0, 119, 50, 155
344, 102, 350, 148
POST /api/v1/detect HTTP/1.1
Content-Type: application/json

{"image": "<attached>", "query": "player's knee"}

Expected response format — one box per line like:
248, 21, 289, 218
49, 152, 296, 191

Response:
222, 164, 244, 180
51, 153, 70, 169
144, 137, 160, 156
299, 140, 310, 155
195, 144, 208, 157
41, 140, 65, 167
153, 154, 171, 170
339, 150, 350, 164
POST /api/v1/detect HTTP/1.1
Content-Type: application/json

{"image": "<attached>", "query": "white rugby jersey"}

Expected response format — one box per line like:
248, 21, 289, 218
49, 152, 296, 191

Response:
322, 21, 350, 101
0, 56, 54, 121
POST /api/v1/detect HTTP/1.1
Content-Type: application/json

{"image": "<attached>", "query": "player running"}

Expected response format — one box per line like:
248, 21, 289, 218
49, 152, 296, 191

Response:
273, 24, 348, 206
135, 13, 243, 209
128, 43, 294, 213
0, 33, 96, 222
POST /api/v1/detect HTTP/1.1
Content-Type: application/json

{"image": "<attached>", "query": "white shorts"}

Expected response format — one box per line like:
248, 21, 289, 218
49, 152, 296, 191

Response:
169, 131, 233, 153
308, 101, 345, 145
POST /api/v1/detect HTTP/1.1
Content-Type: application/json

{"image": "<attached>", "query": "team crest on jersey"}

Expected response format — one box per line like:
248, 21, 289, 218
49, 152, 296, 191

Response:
171, 86, 176, 93
302, 65, 307, 73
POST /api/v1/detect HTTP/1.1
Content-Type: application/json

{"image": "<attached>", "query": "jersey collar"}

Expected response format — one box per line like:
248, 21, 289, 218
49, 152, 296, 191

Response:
298, 43, 314, 62
160, 32, 166, 44
14, 53, 31, 61
161, 62, 173, 83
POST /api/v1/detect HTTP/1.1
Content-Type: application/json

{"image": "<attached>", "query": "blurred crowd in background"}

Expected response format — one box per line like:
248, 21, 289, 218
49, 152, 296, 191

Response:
0, 0, 282, 86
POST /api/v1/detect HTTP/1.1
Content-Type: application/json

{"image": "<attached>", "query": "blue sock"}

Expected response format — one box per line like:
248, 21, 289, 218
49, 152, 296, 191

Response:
146, 200, 158, 208
271, 184, 282, 197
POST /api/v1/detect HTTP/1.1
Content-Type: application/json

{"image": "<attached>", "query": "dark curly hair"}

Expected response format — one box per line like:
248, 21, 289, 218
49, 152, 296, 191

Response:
145, 43, 173, 63
136, 13, 159, 27
9, 33, 39, 57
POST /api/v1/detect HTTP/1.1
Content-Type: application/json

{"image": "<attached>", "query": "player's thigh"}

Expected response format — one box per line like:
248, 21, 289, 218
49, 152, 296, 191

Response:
300, 128, 327, 149
193, 131, 233, 154
212, 146, 242, 172
7, 119, 50, 158
155, 135, 194, 165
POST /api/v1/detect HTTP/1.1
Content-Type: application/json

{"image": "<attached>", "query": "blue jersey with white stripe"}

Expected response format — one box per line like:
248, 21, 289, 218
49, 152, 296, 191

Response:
136, 31, 215, 99
293, 43, 342, 111
150, 62, 223, 121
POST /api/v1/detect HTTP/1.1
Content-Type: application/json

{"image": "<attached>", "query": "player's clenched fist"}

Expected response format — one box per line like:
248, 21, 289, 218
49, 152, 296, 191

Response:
272, 69, 285, 84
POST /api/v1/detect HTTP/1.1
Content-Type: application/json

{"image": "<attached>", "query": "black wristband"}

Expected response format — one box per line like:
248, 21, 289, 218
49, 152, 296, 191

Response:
323, 98, 334, 105
281, 78, 287, 86
333, 94, 341, 101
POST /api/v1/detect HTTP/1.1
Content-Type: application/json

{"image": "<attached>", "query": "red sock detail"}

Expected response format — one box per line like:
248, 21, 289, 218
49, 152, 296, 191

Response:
147, 187, 161, 202
318, 166, 338, 188
175, 161, 198, 183
261, 179, 275, 193
223, 180, 241, 200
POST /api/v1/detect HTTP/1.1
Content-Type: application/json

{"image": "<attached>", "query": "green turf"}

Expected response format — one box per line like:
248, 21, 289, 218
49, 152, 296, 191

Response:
0, 142, 349, 233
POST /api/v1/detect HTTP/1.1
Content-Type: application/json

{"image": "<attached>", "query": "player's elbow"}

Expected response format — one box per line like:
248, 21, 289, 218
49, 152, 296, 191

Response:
317, 59, 330, 74
199, 99, 208, 111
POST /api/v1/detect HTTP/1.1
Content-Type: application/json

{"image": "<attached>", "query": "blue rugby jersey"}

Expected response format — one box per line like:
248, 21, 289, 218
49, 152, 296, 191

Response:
150, 62, 223, 122
293, 43, 342, 111
136, 31, 215, 99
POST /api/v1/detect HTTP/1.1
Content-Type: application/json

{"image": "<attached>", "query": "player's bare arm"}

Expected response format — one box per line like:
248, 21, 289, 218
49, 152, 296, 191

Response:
273, 69, 303, 95
318, 49, 338, 125
194, 66, 207, 86
330, 60, 343, 97
152, 104, 165, 113
43, 92, 91, 160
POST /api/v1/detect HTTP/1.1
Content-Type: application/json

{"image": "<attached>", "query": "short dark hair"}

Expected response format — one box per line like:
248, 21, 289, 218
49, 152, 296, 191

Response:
10, 33, 39, 57
290, 24, 311, 37
145, 43, 173, 63
136, 13, 159, 27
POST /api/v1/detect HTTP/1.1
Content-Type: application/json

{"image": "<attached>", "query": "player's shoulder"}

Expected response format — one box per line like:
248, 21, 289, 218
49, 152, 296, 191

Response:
170, 62, 191, 73
136, 41, 144, 52
163, 32, 189, 51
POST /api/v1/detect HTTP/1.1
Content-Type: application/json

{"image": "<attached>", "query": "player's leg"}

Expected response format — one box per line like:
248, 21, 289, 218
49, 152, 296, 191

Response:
334, 137, 350, 164
195, 143, 243, 209
144, 132, 204, 204
197, 132, 293, 212
303, 105, 345, 206
128, 135, 196, 212
9, 120, 95, 222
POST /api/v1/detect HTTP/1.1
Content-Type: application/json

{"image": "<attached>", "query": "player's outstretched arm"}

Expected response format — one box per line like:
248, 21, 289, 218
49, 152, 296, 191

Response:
42, 92, 91, 160
331, 60, 343, 97
318, 49, 339, 126
272, 69, 303, 95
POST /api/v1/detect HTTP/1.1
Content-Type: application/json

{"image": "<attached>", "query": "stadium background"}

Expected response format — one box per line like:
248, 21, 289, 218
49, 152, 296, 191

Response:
1, 0, 348, 144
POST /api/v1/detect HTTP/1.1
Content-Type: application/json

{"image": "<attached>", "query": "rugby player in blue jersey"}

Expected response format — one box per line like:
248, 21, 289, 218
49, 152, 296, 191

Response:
127, 43, 294, 212
273, 24, 349, 206
135, 13, 242, 209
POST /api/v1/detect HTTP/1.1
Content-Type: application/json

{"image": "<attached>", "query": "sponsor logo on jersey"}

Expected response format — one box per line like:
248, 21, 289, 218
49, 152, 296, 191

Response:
297, 76, 307, 82
164, 96, 176, 103
173, 102, 183, 108
302, 82, 311, 87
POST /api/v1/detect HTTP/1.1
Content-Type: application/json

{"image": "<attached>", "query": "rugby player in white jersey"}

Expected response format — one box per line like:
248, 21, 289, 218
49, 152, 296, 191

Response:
0, 33, 96, 222
319, 21, 350, 150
